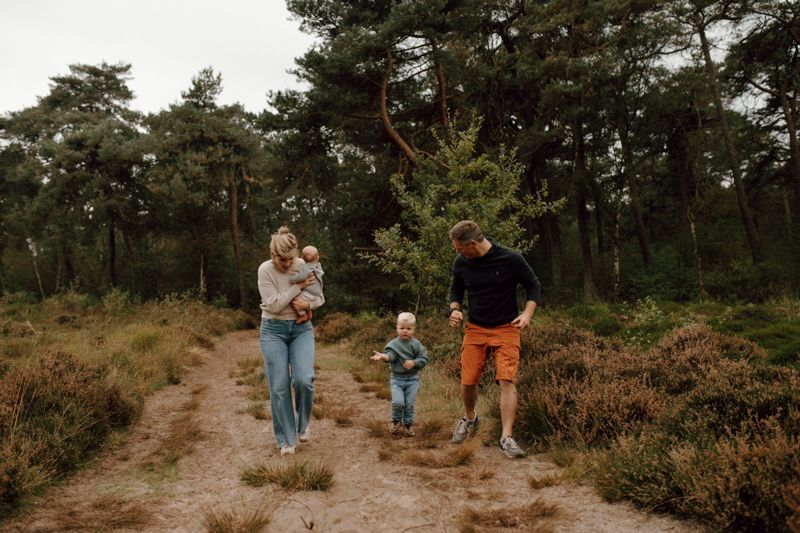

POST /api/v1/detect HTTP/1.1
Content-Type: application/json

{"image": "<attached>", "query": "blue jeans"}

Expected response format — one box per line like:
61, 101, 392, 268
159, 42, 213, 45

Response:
260, 318, 315, 448
390, 374, 420, 426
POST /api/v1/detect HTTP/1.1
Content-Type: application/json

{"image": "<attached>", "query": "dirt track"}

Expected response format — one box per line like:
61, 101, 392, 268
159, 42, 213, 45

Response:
2, 330, 703, 532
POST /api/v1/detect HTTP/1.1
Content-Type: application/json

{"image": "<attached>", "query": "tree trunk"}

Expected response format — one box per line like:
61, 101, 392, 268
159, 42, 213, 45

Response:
431, 40, 449, 128
525, 158, 563, 286
574, 123, 598, 301
62, 247, 75, 285
613, 206, 621, 299
615, 109, 652, 266
547, 213, 564, 287
29, 239, 46, 300
779, 86, 800, 210
108, 212, 117, 287
688, 212, 706, 298
381, 49, 416, 162
697, 18, 762, 263
122, 230, 135, 294
229, 169, 247, 309
784, 186, 793, 241
590, 176, 605, 257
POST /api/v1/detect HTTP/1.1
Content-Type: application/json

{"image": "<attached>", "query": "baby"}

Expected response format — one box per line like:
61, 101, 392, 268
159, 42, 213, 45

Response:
289, 245, 324, 324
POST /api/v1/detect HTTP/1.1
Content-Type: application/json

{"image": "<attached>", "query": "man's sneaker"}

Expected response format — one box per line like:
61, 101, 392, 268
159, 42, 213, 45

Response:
390, 421, 401, 435
452, 415, 479, 444
499, 436, 525, 458
280, 445, 296, 456
404, 425, 415, 437
299, 429, 310, 443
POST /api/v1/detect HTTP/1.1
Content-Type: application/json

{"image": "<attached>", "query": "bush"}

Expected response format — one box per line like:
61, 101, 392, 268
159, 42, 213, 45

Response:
0, 291, 245, 517
514, 318, 800, 530
516, 324, 666, 447
0, 352, 141, 513
315, 312, 361, 343
662, 361, 799, 442
597, 421, 800, 532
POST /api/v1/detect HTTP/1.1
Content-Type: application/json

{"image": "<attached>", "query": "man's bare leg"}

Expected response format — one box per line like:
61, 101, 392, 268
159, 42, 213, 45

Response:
461, 383, 478, 420
498, 380, 517, 438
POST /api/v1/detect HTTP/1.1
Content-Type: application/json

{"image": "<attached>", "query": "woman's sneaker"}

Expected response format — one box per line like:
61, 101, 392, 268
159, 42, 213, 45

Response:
280, 445, 296, 456
499, 436, 525, 458
452, 414, 479, 444
299, 429, 310, 443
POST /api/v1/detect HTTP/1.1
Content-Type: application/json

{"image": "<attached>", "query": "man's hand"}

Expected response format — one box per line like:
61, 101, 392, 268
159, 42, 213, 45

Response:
402, 360, 415, 370
449, 309, 463, 328
510, 312, 532, 329
511, 301, 537, 329
370, 351, 389, 362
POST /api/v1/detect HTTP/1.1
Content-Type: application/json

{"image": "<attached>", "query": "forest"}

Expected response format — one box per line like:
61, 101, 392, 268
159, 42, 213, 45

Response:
1, 0, 799, 313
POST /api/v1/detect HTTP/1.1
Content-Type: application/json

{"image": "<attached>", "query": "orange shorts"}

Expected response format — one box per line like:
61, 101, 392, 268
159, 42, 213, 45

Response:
459, 323, 521, 385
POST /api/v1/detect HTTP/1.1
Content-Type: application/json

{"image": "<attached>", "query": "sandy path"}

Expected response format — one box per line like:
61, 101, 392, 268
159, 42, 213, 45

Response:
2, 330, 702, 532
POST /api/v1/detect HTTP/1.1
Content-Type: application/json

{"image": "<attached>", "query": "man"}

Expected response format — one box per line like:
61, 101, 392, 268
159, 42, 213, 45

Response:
447, 220, 540, 458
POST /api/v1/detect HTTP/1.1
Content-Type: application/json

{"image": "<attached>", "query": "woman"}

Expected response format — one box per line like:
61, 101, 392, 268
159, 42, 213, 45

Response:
257, 226, 324, 455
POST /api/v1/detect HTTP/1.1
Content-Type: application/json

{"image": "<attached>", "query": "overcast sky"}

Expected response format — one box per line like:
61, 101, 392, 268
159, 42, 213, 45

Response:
0, 0, 317, 115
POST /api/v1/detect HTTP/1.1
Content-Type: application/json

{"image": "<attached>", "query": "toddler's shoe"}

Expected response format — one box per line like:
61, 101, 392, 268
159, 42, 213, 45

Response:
404, 425, 415, 437
390, 421, 401, 435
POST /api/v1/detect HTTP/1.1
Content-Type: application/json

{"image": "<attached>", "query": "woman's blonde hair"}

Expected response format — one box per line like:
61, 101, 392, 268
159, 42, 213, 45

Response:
270, 226, 298, 258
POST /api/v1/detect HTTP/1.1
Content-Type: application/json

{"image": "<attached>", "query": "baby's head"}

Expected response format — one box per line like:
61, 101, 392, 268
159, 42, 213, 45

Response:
301, 245, 320, 263
396, 312, 416, 340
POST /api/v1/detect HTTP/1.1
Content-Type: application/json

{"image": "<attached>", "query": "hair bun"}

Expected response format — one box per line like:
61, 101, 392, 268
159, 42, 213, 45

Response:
276, 226, 291, 235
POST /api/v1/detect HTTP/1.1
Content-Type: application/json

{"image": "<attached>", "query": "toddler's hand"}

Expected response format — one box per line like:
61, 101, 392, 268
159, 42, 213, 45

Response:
403, 360, 415, 370
370, 351, 388, 362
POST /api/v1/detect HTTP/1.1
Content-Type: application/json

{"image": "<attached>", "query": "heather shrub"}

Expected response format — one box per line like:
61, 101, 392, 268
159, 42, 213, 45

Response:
644, 324, 767, 394
515, 317, 800, 530
662, 360, 800, 441
0, 352, 141, 513
315, 312, 360, 343
675, 421, 799, 531
598, 420, 800, 532
595, 431, 685, 510
517, 325, 666, 447
0, 291, 245, 517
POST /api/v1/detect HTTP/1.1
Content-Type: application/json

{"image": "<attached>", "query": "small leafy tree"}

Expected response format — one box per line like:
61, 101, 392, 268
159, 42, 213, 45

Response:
368, 117, 562, 308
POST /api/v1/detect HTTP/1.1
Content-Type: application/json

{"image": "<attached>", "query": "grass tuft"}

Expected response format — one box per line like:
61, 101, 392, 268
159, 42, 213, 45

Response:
203, 503, 271, 533
241, 460, 334, 491
529, 473, 563, 489
460, 498, 560, 532
403, 439, 479, 467
358, 382, 391, 400
54, 495, 151, 531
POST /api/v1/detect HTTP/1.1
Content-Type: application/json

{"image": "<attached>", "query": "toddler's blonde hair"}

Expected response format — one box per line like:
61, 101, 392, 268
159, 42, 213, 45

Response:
397, 312, 416, 326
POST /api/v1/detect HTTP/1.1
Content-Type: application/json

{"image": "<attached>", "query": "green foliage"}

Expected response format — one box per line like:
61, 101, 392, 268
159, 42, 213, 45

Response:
711, 304, 800, 366
368, 118, 561, 306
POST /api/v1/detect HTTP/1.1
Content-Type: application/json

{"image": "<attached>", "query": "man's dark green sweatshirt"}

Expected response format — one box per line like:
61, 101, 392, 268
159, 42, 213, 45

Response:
448, 238, 541, 328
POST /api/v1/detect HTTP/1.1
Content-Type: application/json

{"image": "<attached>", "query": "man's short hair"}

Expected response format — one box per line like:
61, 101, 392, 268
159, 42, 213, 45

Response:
449, 220, 484, 244
397, 312, 416, 326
